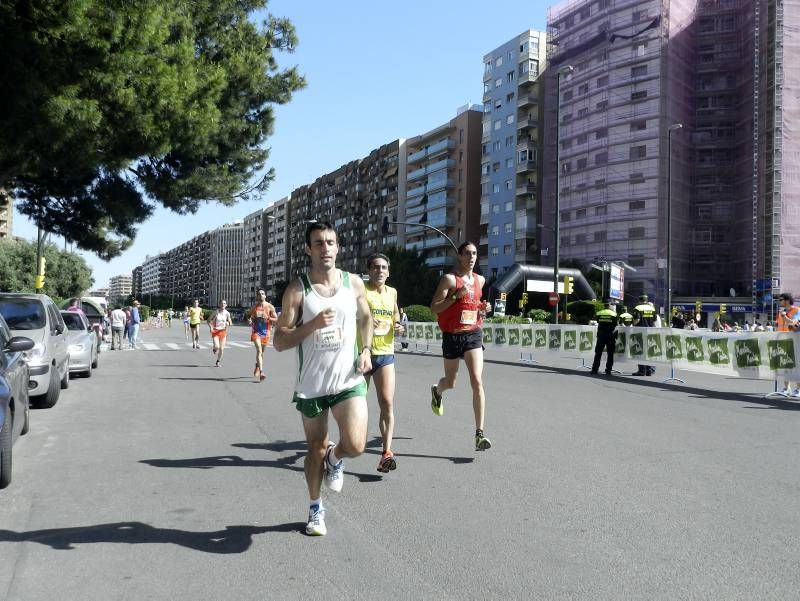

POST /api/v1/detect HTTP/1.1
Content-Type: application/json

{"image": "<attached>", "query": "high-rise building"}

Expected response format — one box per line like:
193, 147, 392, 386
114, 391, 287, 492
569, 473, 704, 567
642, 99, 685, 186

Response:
289, 140, 406, 277
131, 267, 142, 301
242, 208, 266, 305
542, 0, 799, 315
263, 197, 290, 303
109, 274, 133, 303
162, 231, 212, 306
405, 106, 483, 273
141, 254, 162, 296
481, 30, 548, 280
209, 222, 244, 307
0, 189, 11, 239
543, 0, 695, 306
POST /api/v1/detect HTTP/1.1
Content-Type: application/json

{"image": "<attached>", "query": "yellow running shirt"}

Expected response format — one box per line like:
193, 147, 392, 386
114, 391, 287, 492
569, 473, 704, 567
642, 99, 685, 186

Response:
365, 284, 397, 356
188, 306, 204, 325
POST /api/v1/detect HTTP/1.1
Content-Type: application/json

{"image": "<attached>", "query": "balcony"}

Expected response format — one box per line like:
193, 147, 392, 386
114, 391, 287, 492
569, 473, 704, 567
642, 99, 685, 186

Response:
515, 160, 537, 174
480, 211, 490, 225
515, 183, 537, 196
517, 115, 538, 130
425, 255, 451, 267
407, 138, 455, 165
518, 70, 539, 86
407, 158, 455, 182
517, 94, 538, 108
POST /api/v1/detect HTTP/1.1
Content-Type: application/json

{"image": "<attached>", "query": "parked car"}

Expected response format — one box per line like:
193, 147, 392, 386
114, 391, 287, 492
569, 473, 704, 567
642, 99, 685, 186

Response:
0, 313, 35, 488
0, 294, 69, 408
60, 311, 98, 378
59, 297, 108, 349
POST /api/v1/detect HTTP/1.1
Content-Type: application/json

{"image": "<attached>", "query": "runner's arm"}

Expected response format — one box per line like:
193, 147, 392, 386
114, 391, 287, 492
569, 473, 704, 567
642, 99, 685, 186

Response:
267, 303, 279, 322
430, 274, 459, 315
351, 276, 373, 373
273, 281, 329, 351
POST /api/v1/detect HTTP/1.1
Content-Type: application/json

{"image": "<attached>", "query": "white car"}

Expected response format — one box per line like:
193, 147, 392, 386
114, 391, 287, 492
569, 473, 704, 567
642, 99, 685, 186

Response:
0, 294, 69, 408
60, 311, 98, 378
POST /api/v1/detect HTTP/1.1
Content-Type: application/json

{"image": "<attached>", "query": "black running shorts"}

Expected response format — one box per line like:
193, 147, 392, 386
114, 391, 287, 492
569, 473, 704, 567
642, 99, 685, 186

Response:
441, 328, 484, 360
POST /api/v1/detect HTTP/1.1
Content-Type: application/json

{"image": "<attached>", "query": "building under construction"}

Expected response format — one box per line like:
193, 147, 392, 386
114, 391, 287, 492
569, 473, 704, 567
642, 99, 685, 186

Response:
542, 0, 800, 317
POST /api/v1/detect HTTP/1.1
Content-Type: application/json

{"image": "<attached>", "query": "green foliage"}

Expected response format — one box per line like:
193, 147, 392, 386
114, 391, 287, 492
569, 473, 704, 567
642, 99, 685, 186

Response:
404, 304, 436, 323
0, 238, 92, 298
382, 246, 440, 307
567, 300, 604, 324
485, 315, 531, 324
1, 1, 305, 258
139, 305, 151, 321
527, 308, 552, 324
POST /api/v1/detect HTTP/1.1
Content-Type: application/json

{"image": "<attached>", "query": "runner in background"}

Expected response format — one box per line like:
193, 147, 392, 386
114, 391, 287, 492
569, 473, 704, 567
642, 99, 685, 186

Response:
188, 300, 204, 349
208, 300, 232, 367
249, 289, 278, 381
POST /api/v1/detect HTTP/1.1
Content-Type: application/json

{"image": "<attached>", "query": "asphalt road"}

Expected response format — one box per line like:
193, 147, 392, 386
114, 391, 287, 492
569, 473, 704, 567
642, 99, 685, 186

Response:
0, 324, 798, 601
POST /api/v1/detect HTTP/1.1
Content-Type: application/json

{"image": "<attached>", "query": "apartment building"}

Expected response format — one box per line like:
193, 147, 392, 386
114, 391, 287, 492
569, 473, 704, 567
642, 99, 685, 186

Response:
481, 30, 548, 280
289, 140, 406, 277
209, 222, 243, 307
263, 197, 290, 303
162, 231, 212, 306
241, 208, 266, 305
109, 274, 133, 303
543, 0, 695, 306
131, 267, 142, 301
405, 106, 483, 272
141, 254, 162, 296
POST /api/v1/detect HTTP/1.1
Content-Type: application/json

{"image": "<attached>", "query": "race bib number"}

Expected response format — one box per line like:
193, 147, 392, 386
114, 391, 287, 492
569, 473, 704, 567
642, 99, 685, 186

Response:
374, 319, 392, 336
314, 326, 343, 351
460, 310, 477, 325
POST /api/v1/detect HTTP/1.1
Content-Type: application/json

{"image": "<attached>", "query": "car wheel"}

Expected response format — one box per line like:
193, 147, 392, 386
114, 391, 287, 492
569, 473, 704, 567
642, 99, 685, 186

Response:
35, 368, 60, 409
84, 361, 92, 378
61, 360, 69, 389
20, 398, 30, 436
91, 351, 98, 369
0, 412, 12, 488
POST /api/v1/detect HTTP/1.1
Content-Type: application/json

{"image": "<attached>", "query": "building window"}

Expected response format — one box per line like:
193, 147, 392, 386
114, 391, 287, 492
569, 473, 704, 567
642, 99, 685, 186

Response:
506, 135, 514, 147
505, 179, 513, 190
596, 75, 608, 88
492, 161, 500, 172
595, 152, 608, 165
577, 158, 587, 170
506, 157, 514, 168
578, 83, 589, 95
492, 204, 500, 214
575, 208, 586, 219
503, 244, 512, 254
595, 205, 607, 216
495, 78, 502, 88
506, 114, 514, 124
596, 100, 608, 111
495, 56, 503, 67
491, 225, 499, 235
492, 141, 501, 151
484, 102, 492, 113
504, 201, 513, 211
629, 200, 646, 211
634, 42, 647, 57
484, 81, 491, 94
631, 120, 647, 131
506, 71, 515, 83
629, 173, 645, 184
628, 255, 645, 267
629, 227, 645, 239
491, 246, 499, 256
631, 90, 648, 101
577, 133, 587, 144
631, 64, 648, 78
506, 93, 514, 103
595, 127, 608, 139
505, 222, 513, 233
593, 231, 606, 242
563, 90, 573, 102
485, 61, 493, 74
630, 145, 647, 160
493, 183, 500, 193
578, 107, 589, 118
561, 139, 573, 150
561, 210, 570, 222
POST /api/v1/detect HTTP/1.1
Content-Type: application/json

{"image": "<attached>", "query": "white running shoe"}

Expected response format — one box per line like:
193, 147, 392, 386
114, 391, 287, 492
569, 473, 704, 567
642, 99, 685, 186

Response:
323, 442, 344, 493
306, 504, 326, 536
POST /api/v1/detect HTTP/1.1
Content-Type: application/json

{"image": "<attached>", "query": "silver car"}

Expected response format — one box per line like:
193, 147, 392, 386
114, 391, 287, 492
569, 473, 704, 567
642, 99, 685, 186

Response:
0, 294, 69, 408
60, 311, 98, 378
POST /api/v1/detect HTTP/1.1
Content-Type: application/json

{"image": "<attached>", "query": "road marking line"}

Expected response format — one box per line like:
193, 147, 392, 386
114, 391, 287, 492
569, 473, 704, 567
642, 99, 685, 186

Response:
142, 343, 159, 350
166, 343, 180, 350
226, 341, 249, 348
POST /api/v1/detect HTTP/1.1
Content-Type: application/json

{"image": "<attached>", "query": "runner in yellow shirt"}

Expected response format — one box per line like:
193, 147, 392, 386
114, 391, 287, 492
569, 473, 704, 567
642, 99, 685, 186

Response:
364, 253, 404, 473
188, 299, 204, 349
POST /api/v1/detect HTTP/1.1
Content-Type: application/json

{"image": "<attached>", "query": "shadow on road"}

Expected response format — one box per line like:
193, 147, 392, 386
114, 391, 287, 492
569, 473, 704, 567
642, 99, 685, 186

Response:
233, 438, 475, 465
141, 450, 384, 483
158, 376, 257, 383
0, 522, 304, 553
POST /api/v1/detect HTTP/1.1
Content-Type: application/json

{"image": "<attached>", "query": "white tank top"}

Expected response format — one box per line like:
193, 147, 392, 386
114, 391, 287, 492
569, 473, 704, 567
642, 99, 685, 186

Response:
295, 270, 365, 399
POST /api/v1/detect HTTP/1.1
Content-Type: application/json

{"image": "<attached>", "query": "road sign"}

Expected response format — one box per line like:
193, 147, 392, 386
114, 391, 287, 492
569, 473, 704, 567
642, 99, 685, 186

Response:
548, 292, 559, 307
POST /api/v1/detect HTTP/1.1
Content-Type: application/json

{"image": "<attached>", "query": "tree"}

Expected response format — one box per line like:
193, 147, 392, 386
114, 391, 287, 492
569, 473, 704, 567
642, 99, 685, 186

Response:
382, 246, 440, 307
0, 238, 93, 298
0, 1, 305, 259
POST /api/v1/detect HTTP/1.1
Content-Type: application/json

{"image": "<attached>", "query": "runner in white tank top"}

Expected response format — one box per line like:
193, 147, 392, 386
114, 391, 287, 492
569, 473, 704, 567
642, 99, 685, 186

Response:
273, 222, 373, 537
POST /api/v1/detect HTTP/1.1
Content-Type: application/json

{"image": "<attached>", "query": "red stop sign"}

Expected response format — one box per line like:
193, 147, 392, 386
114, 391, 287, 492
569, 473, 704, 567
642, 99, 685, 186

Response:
548, 292, 559, 307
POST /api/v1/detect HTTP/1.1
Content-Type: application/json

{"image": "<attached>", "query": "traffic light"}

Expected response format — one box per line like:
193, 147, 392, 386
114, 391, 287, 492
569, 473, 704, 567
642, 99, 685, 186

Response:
563, 275, 574, 295
521, 292, 529, 305
695, 299, 702, 313
719, 303, 727, 315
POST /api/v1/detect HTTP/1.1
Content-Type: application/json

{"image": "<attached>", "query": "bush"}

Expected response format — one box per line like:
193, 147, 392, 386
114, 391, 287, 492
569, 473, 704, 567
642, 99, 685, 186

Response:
485, 315, 531, 324
527, 308, 552, 324
404, 304, 436, 322
567, 300, 603, 324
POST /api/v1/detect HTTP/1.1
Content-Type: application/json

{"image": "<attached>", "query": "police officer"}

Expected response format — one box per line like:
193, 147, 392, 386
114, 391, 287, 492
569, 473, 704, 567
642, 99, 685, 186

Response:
591, 301, 618, 376
632, 294, 656, 376
618, 306, 634, 326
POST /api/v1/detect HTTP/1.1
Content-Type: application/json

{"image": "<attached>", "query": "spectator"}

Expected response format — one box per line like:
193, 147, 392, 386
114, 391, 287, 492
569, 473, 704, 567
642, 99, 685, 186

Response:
776, 292, 800, 397
66, 298, 86, 318
110, 305, 126, 350
399, 308, 409, 351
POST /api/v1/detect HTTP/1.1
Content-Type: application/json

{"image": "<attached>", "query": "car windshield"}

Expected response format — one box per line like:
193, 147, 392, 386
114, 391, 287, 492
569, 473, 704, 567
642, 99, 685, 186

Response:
0, 299, 46, 330
61, 312, 86, 331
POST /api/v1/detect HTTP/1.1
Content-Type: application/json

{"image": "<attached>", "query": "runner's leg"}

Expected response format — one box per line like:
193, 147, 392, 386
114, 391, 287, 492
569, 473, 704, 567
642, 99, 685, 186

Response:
436, 357, 460, 395
373, 364, 396, 454
463, 348, 486, 431
301, 412, 329, 502
217, 332, 226, 364
329, 395, 368, 460
253, 338, 263, 376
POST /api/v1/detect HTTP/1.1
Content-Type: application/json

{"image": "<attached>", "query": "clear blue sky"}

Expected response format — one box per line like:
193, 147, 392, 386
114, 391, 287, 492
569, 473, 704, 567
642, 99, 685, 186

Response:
13, 0, 551, 290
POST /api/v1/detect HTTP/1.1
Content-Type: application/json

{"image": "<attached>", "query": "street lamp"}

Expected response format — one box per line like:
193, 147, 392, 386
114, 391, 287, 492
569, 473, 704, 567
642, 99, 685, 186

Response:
553, 64, 574, 323
666, 123, 683, 324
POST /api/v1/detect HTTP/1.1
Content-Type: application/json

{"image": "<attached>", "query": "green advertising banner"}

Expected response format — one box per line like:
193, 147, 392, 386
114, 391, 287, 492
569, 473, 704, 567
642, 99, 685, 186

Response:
398, 324, 800, 381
